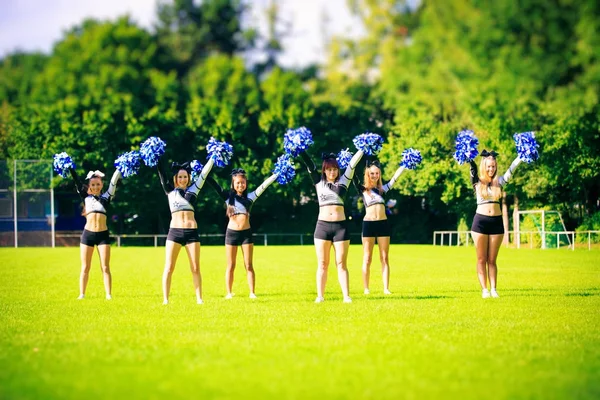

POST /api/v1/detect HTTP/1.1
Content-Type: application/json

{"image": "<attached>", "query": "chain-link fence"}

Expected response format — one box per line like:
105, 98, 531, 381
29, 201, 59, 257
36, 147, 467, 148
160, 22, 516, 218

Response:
0, 160, 55, 247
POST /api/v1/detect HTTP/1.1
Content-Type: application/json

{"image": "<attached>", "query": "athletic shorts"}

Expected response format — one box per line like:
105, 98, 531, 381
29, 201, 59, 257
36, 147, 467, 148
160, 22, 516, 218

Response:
80, 229, 111, 246
471, 214, 504, 235
225, 228, 253, 246
362, 219, 391, 238
314, 220, 350, 242
167, 228, 200, 246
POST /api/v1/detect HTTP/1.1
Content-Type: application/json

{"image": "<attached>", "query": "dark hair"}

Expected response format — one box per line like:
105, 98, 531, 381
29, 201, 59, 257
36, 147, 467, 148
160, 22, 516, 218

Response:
226, 170, 248, 218
321, 157, 340, 182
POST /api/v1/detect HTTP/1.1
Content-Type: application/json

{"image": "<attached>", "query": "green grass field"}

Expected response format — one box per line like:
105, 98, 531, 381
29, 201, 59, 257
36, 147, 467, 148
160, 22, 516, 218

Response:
1, 245, 599, 399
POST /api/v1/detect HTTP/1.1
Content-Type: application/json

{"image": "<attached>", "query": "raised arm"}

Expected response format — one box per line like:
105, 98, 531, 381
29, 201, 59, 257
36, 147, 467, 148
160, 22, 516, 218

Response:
338, 150, 364, 187
69, 168, 86, 200
100, 170, 122, 202
300, 152, 321, 184
382, 166, 406, 193
187, 158, 215, 196
248, 173, 278, 202
469, 160, 479, 189
205, 175, 229, 201
352, 175, 365, 194
498, 158, 521, 187
157, 158, 173, 194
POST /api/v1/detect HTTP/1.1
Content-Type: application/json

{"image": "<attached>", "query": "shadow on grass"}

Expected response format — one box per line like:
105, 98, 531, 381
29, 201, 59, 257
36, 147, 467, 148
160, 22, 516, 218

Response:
365, 295, 452, 300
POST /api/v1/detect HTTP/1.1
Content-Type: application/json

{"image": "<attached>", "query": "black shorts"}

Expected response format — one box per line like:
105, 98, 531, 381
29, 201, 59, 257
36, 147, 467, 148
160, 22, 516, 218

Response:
80, 229, 111, 246
314, 220, 350, 242
471, 214, 504, 235
362, 219, 391, 238
225, 228, 253, 246
167, 228, 200, 246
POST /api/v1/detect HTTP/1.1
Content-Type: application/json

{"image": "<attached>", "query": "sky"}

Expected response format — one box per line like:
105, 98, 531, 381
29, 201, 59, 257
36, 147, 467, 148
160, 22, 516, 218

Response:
0, 0, 365, 68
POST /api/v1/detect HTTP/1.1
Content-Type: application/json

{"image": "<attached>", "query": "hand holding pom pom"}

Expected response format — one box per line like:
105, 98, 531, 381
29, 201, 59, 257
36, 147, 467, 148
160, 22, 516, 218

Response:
353, 133, 384, 156
53, 152, 76, 178
284, 127, 314, 157
190, 160, 204, 181
400, 148, 422, 170
336, 148, 353, 169
453, 130, 479, 165
273, 154, 296, 185
140, 137, 166, 167
513, 131, 539, 163
207, 137, 234, 168
114, 151, 141, 178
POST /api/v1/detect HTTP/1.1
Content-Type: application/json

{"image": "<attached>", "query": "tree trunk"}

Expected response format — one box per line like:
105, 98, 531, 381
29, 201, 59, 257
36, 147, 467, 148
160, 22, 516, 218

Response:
512, 194, 520, 245
502, 191, 509, 245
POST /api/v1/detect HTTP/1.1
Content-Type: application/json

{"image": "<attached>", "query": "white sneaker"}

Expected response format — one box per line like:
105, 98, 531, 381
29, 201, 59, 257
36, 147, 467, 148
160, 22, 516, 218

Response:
364, 288, 370, 295
490, 289, 499, 298
383, 289, 392, 295
315, 296, 325, 303
249, 293, 257, 299
482, 289, 491, 299
77, 294, 85, 300
197, 298, 204, 304
106, 294, 112, 300
225, 293, 234, 300
163, 299, 169, 305
343, 296, 352, 303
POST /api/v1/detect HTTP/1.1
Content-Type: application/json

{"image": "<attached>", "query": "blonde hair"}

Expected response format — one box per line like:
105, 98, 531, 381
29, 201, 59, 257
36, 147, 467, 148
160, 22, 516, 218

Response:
362, 165, 383, 192
172, 169, 190, 188
477, 156, 501, 200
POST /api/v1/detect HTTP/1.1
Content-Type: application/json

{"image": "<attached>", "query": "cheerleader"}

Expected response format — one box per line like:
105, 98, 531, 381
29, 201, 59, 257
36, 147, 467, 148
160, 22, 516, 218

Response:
71, 168, 121, 300
206, 168, 280, 299
157, 159, 215, 304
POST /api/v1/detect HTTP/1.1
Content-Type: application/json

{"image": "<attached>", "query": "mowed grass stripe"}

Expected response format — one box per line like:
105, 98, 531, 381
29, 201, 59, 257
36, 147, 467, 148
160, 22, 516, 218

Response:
0, 246, 599, 399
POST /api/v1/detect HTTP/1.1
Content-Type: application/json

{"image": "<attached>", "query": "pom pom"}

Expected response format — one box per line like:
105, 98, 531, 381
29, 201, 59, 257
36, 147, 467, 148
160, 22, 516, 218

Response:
140, 136, 166, 167
513, 131, 539, 164
53, 152, 76, 178
284, 127, 314, 157
190, 160, 204, 182
207, 137, 234, 168
336, 148, 353, 169
114, 151, 141, 178
353, 132, 384, 156
453, 129, 479, 165
273, 154, 296, 185
400, 148, 422, 170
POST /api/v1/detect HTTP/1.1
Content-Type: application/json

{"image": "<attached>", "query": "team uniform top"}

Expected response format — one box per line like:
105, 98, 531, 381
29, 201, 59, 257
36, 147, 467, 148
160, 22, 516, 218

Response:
354, 165, 405, 208
301, 150, 364, 207
206, 174, 278, 215
470, 158, 521, 205
158, 159, 215, 213
71, 169, 121, 215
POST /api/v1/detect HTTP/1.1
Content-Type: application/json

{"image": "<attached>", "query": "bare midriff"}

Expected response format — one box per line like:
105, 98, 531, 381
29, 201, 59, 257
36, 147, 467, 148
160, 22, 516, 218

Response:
476, 203, 501, 217
170, 211, 198, 229
84, 213, 108, 232
318, 205, 345, 222
228, 213, 251, 231
364, 204, 387, 221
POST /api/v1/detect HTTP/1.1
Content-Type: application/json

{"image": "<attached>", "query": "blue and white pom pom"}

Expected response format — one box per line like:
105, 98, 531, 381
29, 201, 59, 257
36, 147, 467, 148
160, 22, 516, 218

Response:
140, 136, 166, 167
453, 129, 479, 165
207, 137, 234, 168
513, 131, 539, 164
400, 148, 422, 170
114, 151, 141, 178
336, 148, 353, 169
53, 152, 76, 178
273, 154, 296, 185
284, 127, 314, 157
353, 132, 384, 156
190, 159, 204, 181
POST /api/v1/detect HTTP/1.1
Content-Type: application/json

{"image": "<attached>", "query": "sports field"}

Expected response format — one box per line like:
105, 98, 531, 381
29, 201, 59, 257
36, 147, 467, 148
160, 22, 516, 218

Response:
1, 245, 599, 399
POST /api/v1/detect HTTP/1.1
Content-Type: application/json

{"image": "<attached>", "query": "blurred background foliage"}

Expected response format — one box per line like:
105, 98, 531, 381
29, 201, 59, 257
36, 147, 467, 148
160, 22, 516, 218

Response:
1, 0, 598, 242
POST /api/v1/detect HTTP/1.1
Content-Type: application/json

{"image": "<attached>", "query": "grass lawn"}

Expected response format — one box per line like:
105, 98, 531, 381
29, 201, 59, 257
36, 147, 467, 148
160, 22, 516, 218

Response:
1, 245, 599, 399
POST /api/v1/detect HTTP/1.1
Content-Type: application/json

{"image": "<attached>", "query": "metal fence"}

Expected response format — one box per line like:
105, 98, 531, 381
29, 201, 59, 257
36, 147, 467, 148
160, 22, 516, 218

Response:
433, 230, 600, 250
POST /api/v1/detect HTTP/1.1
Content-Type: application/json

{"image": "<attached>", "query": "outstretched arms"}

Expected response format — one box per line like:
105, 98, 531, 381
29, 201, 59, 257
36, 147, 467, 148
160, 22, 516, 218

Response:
248, 173, 278, 202
299, 152, 321, 184
338, 150, 364, 187
498, 158, 522, 186
382, 166, 406, 193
